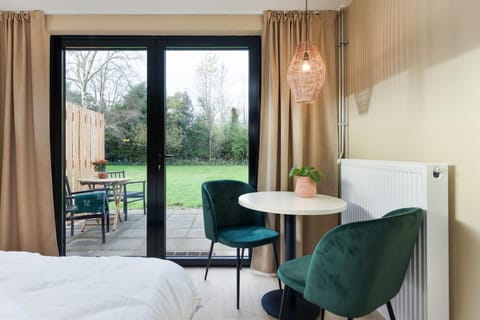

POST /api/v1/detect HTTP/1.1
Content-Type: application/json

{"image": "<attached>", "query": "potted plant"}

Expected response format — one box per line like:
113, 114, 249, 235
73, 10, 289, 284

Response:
289, 165, 323, 197
92, 159, 108, 179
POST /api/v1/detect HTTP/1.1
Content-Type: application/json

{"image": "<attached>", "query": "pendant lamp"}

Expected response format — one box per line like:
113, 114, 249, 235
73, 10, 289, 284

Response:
287, 0, 326, 103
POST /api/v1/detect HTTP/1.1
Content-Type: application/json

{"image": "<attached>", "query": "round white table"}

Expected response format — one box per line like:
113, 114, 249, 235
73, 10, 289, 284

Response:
238, 191, 347, 319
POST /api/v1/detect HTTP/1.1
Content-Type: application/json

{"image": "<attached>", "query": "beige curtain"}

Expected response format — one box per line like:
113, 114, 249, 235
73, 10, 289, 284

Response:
252, 10, 339, 273
0, 11, 58, 255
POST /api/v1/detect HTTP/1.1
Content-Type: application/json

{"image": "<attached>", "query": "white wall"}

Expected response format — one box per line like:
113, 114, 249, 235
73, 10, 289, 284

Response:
346, 0, 480, 319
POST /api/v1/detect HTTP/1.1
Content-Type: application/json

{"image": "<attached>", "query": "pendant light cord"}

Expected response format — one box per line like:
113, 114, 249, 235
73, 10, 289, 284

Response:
305, 0, 309, 41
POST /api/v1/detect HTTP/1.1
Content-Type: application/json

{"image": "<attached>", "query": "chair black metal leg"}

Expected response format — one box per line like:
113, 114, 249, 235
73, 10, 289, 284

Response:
204, 241, 214, 281
70, 217, 74, 236
386, 301, 396, 320
348, 318, 353, 320
279, 285, 290, 320
239, 248, 245, 270
272, 242, 280, 269
236, 247, 241, 309
106, 208, 110, 233
320, 308, 325, 320
101, 217, 106, 243
272, 242, 281, 289
123, 197, 128, 221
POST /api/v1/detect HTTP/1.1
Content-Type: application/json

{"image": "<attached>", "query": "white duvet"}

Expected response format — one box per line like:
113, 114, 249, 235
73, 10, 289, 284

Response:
0, 251, 201, 320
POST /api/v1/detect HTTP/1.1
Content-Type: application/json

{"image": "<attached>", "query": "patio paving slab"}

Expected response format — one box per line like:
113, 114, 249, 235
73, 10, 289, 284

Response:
66, 208, 236, 257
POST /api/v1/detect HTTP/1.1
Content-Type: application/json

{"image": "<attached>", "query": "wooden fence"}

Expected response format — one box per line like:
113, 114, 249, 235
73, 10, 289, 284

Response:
65, 101, 105, 192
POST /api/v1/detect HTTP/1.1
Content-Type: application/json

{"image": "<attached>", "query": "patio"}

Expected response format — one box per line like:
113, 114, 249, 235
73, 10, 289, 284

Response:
66, 207, 236, 257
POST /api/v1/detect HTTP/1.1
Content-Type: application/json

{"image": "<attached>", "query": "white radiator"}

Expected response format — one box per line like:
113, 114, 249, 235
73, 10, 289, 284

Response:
340, 159, 449, 320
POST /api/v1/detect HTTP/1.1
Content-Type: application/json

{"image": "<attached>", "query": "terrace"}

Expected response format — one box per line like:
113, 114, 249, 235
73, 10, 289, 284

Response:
66, 208, 236, 257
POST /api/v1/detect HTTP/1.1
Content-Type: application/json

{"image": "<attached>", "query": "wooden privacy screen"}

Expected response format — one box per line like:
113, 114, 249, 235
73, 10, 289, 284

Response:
65, 101, 105, 192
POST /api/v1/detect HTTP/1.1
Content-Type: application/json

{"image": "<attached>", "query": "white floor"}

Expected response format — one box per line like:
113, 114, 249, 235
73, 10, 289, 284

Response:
185, 267, 384, 320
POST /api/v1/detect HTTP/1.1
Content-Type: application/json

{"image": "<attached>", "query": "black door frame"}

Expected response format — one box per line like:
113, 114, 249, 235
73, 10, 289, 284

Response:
50, 35, 261, 266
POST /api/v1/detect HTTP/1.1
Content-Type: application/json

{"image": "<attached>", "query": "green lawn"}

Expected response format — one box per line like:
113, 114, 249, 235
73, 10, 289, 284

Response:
108, 164, 248, 208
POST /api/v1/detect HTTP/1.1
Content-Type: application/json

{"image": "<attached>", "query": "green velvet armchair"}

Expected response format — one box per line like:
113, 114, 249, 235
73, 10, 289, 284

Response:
201, 180, 280, 309
277, 207, 424, 320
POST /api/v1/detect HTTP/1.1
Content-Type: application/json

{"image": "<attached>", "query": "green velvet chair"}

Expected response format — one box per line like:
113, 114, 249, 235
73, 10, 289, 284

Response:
277, 207, 424, 320
201, 180, 280, 309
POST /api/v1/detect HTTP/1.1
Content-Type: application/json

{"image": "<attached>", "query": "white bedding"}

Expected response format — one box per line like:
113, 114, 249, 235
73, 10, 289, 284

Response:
0, 251, 201, 320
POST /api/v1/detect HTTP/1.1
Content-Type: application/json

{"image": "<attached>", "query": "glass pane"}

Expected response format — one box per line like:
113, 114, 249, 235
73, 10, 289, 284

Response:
165, 50, 249, 258
64, 50, 148, 257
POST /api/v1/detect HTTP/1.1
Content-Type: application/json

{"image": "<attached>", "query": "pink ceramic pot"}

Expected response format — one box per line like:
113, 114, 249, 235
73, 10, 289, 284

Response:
295, 176, 317, 197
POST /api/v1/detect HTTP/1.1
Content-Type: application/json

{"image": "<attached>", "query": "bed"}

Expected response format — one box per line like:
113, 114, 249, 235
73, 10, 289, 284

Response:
0, 251, 201, 320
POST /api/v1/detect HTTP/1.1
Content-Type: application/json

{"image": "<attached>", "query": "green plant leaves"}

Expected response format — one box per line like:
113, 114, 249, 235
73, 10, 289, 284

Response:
289, 165, 323, 184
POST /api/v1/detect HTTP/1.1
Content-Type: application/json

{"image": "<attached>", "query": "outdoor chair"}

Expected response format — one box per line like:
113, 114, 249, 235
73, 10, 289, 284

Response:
107, 170, 146, 220
277, 207, 424, 320
201, 180, 280, 309
65, 177, 110, 243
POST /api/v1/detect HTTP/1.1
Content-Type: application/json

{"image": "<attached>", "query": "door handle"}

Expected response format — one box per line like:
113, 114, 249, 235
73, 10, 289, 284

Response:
157, 154, 175, 159
157, 154, 175, 171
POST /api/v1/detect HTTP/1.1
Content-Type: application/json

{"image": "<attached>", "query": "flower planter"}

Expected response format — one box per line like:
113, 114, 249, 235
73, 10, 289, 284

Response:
97, 171, 107, 179
295, 176, 317, 198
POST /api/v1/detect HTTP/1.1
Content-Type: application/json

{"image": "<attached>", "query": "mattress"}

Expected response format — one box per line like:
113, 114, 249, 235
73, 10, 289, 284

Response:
0, 251, 201, 320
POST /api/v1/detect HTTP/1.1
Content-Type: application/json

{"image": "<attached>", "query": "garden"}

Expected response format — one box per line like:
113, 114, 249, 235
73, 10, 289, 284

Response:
66, 50, 250, 210
108, 164, 248, 208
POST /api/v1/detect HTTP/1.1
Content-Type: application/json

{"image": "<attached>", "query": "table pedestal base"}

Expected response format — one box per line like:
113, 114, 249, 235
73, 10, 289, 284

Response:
261, 289, 320, 320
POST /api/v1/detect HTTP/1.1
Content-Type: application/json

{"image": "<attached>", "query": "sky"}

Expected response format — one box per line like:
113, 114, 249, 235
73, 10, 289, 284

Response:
165, 50, 249, 110
132, 50, 248, 100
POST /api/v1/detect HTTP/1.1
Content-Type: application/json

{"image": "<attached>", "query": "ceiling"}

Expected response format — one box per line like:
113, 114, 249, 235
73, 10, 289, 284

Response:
2, 0, 352, 15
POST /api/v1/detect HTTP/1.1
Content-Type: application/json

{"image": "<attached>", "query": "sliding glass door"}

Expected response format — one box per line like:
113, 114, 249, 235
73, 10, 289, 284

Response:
51, 36, 260, 266
164, 49, 250, 259
63, 48, 148, 257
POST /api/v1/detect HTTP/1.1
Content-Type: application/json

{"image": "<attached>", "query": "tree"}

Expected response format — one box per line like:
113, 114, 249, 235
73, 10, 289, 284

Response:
219, 107, 248, 163
166, 91, 194, 158
216, 63, 228, 124
183, 116, 210, 161
66, 50, 141, 112
105, 82, 147, 163
228, 108, 244, 162
65, 82, 82, 106
196, 53, 222, 162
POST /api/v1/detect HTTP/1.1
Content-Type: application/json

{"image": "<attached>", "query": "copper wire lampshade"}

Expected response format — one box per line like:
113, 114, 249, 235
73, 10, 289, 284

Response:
287, 41, 326, 103
287, 0, 326, 104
